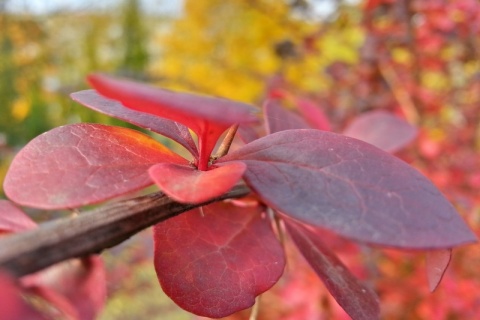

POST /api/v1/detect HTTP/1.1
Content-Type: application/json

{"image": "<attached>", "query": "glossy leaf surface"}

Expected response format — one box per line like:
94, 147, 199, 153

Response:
4, 123, 187, 209
426, 249, 452, 292
71, 90, 198, 157
149, 161, 246, 204
221, 129, 476, 248
88, 74, 259, 169
0, 200, 37, 233
264, 100, 310, 134
343, 110, 417, 153
285, 219, 380, 320
153, 202, 285, 318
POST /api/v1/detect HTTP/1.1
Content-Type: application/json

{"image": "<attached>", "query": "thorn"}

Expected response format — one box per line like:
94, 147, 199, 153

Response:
214, 124, 239, 159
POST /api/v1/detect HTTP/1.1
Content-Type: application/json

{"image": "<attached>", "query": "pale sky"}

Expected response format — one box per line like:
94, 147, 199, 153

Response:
3, 0, 183, 15
3, 0, 360, 19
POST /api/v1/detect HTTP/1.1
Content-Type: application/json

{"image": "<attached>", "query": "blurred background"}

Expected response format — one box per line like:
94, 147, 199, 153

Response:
1, 0, 480, 319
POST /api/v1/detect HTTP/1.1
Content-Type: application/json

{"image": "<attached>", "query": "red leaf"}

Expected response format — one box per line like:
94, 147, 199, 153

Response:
296, 98, 331, 131
220, 129, 476, 249
342, 111, 417, 153
23, 285, 79, 320
0, 272, 24, 320
0, 200, 37, 233
0, 272, 47, 320
238, 124, 261, 143
264, 100, 310, 134
23, 257, 106, 320
285, 219, 380, 320
4, 123, 187, 209
71, 90, 199, 158
149, 161, 246, 204
88, 74, 259, 170
425, 249, 451, 292
153, 202, 285, 318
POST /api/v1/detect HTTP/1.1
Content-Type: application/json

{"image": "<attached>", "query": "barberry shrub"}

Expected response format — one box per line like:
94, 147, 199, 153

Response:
2, 74, 476, 319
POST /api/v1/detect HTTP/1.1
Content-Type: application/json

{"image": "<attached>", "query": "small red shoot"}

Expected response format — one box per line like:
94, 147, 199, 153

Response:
88, 74, 259, 169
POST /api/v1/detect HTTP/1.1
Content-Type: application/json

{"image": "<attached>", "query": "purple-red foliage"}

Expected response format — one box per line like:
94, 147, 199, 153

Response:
2, 74, 476, 319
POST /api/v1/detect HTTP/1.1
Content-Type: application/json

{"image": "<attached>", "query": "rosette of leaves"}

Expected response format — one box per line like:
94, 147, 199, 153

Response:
3, 74, 476, 319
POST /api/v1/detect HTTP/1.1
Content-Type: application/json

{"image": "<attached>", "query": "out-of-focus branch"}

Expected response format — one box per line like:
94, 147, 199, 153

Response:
0, 185, 251, 278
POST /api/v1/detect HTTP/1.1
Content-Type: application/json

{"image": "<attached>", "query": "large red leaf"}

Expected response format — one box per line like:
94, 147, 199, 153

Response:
220, 129, 476, 249
0, 200, 37, 233
88, 74, 259, 170
264, 100, 310, 134
153, 202, 285, 318
71, 90, 199, 158
426, 249, 451, 292
149, 161, 246, 204
342, 110, 417, 153
4, 123, 187, 209
285, 219, 380, 320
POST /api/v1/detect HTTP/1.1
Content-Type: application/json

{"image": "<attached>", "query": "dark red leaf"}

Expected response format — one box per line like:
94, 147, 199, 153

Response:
153, 202, 285, 318
285, 219, 380, 320
220, 129, 476, 249
425, 249, 451, 292
4, 123, 187, 209
342, 111, 417, 153
296, 98, 331, 131
88, 74, 259, 170
148, 161, 246, 204
0, 200, 37, 233
264, 100, 310, 134
71, 90, 199, 158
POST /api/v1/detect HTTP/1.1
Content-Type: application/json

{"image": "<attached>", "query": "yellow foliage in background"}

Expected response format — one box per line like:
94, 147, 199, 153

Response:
11, 97, 30, 121
153, 0, 362, 104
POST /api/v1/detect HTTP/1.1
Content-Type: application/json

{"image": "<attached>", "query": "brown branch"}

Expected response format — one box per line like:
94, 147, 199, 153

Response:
0, 185, 251, 278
